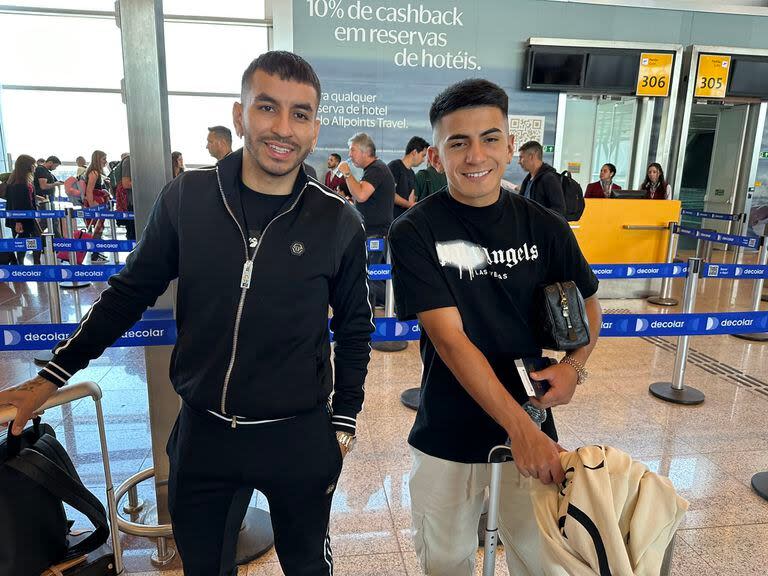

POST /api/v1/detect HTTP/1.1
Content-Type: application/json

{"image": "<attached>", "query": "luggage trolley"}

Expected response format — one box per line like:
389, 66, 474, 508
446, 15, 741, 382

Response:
481, 444, 676, 576
0, 381, 124, 574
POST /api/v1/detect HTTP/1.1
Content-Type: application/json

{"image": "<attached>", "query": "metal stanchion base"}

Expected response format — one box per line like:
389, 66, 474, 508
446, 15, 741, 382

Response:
372, 341, 408, 352
235, 506, 274, 565
151, 536, 176, 567
33, 350, 55, 365
647, 296, 679, 306
400, 387, 421, 410
751, 472, 768, 501
60, 281, 92, 290
649, 382, 705, 405
733, 332, 768, 342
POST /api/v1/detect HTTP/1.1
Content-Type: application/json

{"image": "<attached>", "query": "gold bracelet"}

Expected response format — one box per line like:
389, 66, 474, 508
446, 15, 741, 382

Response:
560, 355, 588, 385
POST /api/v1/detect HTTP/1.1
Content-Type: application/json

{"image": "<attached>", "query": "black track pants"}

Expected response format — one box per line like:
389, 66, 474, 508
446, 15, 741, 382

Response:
167, 403, 344, 576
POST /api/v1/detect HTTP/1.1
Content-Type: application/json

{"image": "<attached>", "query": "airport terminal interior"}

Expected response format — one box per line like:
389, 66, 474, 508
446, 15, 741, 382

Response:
2, 1, 768, 575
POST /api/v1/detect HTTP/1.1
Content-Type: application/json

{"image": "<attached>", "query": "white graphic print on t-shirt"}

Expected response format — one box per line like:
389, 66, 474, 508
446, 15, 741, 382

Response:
436, 240, 539, 281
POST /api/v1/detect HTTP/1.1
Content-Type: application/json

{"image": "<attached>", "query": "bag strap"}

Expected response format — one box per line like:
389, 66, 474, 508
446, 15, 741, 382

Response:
6, 444, 110, 558
5, 416, 42, 460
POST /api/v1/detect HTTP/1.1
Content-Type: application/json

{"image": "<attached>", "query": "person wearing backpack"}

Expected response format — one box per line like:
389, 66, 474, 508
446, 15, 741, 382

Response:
517, 140, 566, 217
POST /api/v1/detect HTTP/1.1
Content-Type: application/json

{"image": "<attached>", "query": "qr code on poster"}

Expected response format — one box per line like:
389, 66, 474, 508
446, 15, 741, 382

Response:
508, 115, 545, 153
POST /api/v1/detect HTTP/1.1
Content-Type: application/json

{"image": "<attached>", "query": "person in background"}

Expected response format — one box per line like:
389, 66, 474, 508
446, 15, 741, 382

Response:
324, 153, 348, 198
389, 136, 429, 219
206, 125, 233, 161
172, 151, 185, 178
518, 141, 566, 216
585, 163, 621, 198
414, 154, 448, 202
36, 158, 45, 166
302, 161, 317, 179
83, 150, 111, 262
642, 162, 671, 200
114, 153, 135, 241
34, 155, 63, 206
75, 156, 88, 178
4, 154, 43, 265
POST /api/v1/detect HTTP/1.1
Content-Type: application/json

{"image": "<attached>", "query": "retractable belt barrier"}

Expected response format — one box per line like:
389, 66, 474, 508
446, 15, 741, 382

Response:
0, 209, 135, 220
0, 265, 122, 282
0, 210, 67, 219
674, 224, 759, 249
680, 209, 742, 222
76, 209, 135, 220
0, 238, 136, 253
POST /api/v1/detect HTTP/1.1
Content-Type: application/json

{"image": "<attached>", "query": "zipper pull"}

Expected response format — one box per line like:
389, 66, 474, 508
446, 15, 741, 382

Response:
240, 260, 253, 289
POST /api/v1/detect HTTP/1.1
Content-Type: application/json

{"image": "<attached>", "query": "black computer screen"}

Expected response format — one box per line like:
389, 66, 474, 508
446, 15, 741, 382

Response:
529, 52, 584, 88
728, 59, 768, 98
584, 53, 639, 92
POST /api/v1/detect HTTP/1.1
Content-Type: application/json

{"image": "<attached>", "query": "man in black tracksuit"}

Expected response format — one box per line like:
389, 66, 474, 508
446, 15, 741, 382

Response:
517, 140, 566, 217
0, 52, 374, 576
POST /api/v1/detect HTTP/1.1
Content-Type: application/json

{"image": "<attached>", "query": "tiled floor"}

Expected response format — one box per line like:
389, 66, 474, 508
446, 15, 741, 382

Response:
1, 246, 768, 575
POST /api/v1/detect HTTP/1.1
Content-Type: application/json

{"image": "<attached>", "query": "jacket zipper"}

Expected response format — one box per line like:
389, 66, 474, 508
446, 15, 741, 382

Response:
215, 167, 307, 427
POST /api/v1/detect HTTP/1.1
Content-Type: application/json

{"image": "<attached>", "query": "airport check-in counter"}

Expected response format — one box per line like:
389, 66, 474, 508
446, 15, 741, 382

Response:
572, 199, 682, 298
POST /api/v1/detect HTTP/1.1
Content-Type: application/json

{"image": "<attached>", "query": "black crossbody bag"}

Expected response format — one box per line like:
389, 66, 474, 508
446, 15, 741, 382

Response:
534, 281, 590, 351
0, 418, 110, 576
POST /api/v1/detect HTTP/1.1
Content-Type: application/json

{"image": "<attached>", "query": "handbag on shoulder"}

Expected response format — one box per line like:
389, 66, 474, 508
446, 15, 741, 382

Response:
534, 281, 590, 351
0, 418, 110, 576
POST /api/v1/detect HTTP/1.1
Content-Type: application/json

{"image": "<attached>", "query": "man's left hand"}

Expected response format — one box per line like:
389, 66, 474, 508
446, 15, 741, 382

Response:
338, 162, 351, 176
528, 363, 578, 410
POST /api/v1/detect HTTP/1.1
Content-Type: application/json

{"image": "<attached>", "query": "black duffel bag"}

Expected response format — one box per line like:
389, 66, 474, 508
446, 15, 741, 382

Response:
0, 418, 110, 576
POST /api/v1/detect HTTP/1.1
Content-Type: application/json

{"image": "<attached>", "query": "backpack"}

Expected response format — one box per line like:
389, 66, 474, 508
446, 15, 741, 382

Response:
559, 170, 585, 221
108, 162, 122, 191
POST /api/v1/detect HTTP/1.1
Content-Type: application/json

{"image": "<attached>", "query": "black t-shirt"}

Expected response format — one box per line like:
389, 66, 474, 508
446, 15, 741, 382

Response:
354, 159, 395, 237
388, 159, 416, 220
34, 165, 57, 201
238, 179, 296, 249
389, 188, 598, 463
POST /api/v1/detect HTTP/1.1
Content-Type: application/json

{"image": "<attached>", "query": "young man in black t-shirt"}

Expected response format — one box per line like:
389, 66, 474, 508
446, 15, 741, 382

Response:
389, 136, 429, 219
389, 79, 602, 575
34, 155, 62, 204
338, 132, 396, 306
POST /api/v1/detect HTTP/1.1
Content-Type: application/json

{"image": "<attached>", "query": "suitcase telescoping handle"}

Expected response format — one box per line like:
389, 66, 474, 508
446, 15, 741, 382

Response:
483, 444, 513, 576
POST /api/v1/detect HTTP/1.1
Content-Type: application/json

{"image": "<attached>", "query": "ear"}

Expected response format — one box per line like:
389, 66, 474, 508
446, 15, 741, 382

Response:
312, 117, 320, 151
506, 133, 515, 164
427, 146, 444, 174
233, 101, 244, 139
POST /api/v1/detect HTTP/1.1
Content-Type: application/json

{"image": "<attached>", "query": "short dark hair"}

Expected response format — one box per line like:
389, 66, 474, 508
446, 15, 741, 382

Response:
241, 51, 321, 104
518, 141, 543, 159
46, 155, 61, 165
429, 79, 508, 128
603, 163, 617, 177
330, 153, 342, 162
208, 125, 232, 145
405, 136, 430, 155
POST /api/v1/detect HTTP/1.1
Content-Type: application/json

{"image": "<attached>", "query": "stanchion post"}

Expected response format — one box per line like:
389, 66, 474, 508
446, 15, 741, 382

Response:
734, 236, 768, 342
60, 208, 91, 290
372, 242, 407, 353
33, 234, 62, 365
109, 218, 121, 265
733, 213, 747, 265
44, 201, 55, 237
649, 257, 706, 405
648, 221, 680, 307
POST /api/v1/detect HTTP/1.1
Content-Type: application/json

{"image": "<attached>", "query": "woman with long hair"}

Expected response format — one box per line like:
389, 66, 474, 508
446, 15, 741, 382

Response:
585, 163, 622, 198
641, 162, 672, 200
172, 151, 185, 178
4, 154, 43, 264
83, 150, 111, 262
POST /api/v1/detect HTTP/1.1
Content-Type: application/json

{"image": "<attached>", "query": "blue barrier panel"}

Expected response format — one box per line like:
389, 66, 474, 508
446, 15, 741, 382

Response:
590, 263, 688, 279
599, 311, 768, 337
675, 225, 759, 249
0, 210, 66, 219
0, 265, 123, 282
75, 210, 135, 220
680, 209, 740, 221
366, 238, 385, 252
0, 319, 177, 351
0, 238, 42, 252
52, 238, 136, 252
703, 263, 768, 279
367, 264, 392, 280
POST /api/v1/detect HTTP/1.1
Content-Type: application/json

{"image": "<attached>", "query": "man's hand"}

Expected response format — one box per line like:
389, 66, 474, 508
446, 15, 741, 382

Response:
338, 161, 351, 176
528, 363, 578, 410
0, 376, 58, 435
509, 419, 565, 485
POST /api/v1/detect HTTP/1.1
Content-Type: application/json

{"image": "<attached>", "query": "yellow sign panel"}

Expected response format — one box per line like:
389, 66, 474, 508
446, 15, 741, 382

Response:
636, 53, 674, 97
694, 54, 731, 98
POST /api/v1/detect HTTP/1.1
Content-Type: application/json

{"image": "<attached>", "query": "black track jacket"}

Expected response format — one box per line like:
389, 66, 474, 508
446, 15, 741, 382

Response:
39, 149, 373, 435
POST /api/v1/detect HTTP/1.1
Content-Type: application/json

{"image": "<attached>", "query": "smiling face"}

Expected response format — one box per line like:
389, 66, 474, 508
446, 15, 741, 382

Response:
430, 105, 513, 207
233, 70, 319, 183
647, 165, 660, 183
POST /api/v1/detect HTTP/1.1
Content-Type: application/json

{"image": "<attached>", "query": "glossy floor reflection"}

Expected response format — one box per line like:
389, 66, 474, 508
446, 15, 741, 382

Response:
1, 247, 767, 575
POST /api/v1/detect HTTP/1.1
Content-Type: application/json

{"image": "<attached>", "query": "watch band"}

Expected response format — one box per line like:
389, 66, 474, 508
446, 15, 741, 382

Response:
560, 355, 588, 385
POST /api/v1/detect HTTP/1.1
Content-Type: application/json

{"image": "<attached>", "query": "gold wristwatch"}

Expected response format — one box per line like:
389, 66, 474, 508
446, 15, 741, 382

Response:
336, 431, 356, 453
560, 355, 588, 385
